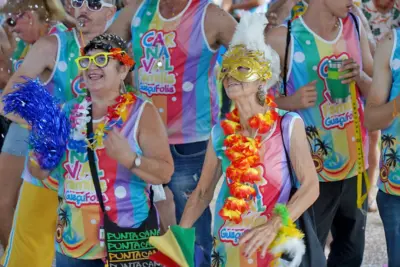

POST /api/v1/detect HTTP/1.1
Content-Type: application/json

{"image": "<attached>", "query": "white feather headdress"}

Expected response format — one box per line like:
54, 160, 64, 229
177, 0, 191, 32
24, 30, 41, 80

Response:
229, 12, 281, 90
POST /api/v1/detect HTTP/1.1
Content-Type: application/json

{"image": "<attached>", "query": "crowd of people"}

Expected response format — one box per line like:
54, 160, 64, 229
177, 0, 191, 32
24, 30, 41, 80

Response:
0, 0, 399, 266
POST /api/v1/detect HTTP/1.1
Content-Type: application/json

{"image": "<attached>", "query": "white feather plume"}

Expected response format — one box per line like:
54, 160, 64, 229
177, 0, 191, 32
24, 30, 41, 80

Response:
270, 237, 306, 267
230, 12, 281, 90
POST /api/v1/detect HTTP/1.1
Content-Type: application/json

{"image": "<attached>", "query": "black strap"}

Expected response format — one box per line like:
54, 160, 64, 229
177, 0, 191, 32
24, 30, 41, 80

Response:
85, 99, 154, 215
86, 103, 107, 213
283, 20, 292, 97
349, 12, 360, 40
279, 113, 296, 187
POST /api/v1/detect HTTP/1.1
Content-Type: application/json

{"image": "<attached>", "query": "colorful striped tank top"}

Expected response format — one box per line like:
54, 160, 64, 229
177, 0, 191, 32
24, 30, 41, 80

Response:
211, 112, 299, 267
131, 0, 220, 144
11, 40, 28, 73
11, 23, 67, 73
378, 28, 400, 196
51, 28, 85, 101
284, 15, 368, 182
52, 97, 151, 259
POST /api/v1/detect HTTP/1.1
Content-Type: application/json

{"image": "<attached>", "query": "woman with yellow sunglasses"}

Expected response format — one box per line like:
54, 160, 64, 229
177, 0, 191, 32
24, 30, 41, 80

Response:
30, 33, 174, 266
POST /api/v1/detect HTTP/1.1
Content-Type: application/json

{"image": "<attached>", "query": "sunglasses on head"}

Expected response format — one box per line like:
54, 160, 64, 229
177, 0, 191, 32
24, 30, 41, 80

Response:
75, 51, 124, 70
71, 0, 114, 11
5, 12, 25, 27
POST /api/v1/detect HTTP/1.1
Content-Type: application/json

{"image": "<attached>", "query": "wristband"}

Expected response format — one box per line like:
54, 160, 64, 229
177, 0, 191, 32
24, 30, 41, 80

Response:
393, 98, 397, 118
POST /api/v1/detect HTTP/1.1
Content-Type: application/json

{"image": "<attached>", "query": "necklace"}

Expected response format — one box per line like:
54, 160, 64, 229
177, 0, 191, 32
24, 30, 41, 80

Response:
69, 92, 137, 151
219, 95, 278, 224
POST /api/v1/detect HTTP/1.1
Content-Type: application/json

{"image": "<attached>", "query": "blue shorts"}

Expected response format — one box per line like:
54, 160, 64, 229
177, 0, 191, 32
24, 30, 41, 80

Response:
1, 122, 29, 156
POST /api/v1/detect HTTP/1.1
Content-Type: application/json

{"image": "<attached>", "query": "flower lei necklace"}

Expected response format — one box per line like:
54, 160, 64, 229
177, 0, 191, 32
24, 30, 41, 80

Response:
219, 94, 279, 224
69, 91, 137, 150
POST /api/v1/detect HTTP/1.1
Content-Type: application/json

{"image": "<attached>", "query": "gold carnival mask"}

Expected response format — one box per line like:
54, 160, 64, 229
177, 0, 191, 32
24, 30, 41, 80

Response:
220, 45, 272, 83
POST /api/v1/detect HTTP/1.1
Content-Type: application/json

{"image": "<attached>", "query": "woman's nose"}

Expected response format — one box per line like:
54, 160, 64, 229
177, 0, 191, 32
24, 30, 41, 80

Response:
87, 60, 99, 71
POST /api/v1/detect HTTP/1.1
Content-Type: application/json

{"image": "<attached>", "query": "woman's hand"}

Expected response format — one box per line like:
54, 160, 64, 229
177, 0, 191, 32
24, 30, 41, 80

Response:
104, 129, 135, 169
239, 215, 282, 258
28, 156, 50, 180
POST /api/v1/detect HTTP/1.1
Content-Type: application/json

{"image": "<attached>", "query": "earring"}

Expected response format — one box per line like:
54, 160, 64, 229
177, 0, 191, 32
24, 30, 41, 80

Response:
120, 79, 127, 94
256, 87, 265, 106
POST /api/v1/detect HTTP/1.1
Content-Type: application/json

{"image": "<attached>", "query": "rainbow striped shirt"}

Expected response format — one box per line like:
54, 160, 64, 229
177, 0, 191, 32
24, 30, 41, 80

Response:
131, 0, 220, 144
283, 15, 368, 182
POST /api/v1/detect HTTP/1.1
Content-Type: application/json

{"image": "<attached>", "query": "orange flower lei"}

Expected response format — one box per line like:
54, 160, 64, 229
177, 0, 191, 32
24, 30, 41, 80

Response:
219, 94, 278, 224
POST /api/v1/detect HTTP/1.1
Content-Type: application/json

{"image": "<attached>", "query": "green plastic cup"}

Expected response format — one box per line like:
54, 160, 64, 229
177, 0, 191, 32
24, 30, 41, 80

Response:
327, 59, 350, 104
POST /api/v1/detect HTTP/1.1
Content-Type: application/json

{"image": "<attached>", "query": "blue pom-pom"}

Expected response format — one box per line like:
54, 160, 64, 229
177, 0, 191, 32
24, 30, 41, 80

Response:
2, 77, 70, 170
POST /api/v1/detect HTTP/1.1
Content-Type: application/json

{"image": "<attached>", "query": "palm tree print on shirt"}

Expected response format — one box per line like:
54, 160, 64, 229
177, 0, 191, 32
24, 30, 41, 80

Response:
380, 134, 399, 182
305, 125, 332, 173
211, 237, 225, 267
56, 206, 70, 243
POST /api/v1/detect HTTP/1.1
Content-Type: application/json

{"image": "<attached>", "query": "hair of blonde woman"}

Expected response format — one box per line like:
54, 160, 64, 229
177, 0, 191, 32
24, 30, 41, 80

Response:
1, 0, 66, 22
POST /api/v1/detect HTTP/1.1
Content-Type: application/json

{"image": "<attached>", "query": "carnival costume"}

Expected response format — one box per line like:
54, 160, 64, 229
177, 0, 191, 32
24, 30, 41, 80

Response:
149, 12, 305, 267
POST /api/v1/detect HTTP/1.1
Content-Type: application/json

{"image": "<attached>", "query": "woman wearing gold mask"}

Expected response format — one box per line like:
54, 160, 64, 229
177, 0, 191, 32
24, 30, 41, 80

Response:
179, 12, 319, 267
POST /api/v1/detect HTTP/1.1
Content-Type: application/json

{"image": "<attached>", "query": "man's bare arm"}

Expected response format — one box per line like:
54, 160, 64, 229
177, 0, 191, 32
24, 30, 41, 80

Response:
205, 4, 237, 50
266, 0, 297, 28
265, 26, 299, 110
107, 0, 142, 41
356, 19, 373, 98
0, 36, 57, 123
364, 33, 395, 131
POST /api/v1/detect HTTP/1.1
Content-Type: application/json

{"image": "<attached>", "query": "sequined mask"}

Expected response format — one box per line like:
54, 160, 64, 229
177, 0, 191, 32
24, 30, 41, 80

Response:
220, 45, 272, 83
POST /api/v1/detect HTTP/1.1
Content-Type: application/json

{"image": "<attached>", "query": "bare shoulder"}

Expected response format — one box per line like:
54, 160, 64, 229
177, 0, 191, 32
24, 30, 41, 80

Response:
204, 3, 237, 48
139, 101, 163, 130
205, 3, 236, 28
32, 35, 59, 54
205, 3, 228, 17
374, 31, 395, 61
21, 35, 58, 70
379, 31, 395, 48
264, 25, 288, 61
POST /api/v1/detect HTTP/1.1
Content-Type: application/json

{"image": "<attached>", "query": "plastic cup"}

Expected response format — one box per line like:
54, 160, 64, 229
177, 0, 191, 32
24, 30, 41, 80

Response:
327, 59, 350, 104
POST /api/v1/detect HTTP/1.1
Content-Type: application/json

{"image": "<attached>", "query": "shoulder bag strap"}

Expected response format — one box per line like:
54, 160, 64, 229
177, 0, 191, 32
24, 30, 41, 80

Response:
349, 12, 360, 40
86, 103, 106, 213
280, 113, 296, 187
283, 20, 292, 97
86, 100, 154, 214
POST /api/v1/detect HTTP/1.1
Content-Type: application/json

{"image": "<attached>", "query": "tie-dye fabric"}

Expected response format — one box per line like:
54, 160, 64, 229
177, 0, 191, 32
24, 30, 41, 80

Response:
210, 112, 299, 267
283, 16, 368, 182
378, 28, 400, 196
50, 97, 152, 260
131, 0, 220, 144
